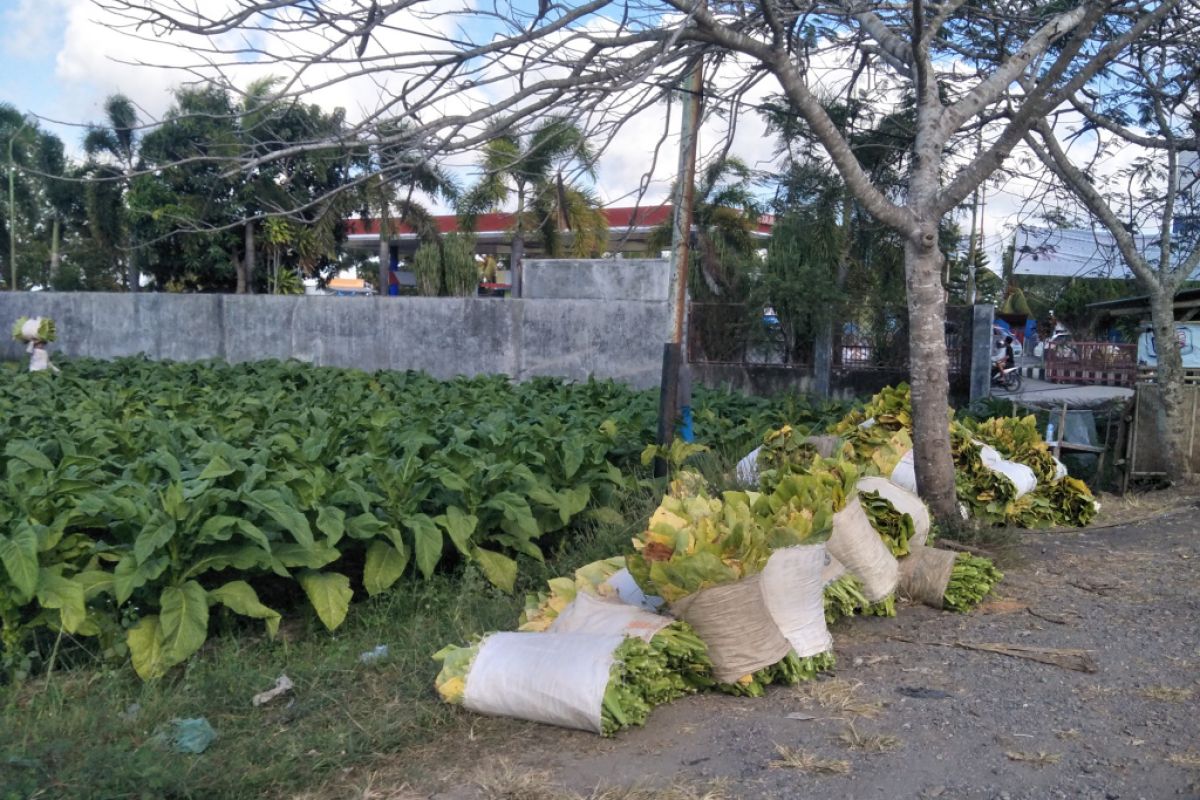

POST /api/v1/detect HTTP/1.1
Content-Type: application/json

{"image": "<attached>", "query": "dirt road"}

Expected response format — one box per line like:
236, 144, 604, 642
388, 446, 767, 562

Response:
401, 506, 1200, 800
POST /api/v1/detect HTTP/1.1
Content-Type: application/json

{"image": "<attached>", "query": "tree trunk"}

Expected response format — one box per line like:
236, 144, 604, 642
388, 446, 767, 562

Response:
512, 182, 526, 297
813, 198, 854, 397
905, 226, 959, 524
378, 202, 391, 295
1149, 289, 1190, 481
49, 217, 60, 288
243, 220, 256, 294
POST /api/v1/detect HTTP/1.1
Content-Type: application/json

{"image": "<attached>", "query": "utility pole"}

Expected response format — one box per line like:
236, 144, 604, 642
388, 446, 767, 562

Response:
655, 57, 704, 477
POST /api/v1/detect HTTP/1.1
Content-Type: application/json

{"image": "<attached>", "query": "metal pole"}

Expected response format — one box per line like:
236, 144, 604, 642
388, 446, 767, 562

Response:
655, 57, 704, 478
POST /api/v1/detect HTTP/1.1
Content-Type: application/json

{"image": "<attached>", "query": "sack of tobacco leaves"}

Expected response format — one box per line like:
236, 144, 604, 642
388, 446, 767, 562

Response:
898, 544, 1004, 612
627, 471, 838, 694
432, 631, 680, 735
856, 476, 931, 553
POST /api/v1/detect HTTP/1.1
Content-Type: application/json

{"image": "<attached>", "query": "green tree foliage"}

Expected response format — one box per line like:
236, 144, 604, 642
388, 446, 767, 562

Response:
441, 233, 480, 296
412, 241, 442, 296
459, 119, 603, 269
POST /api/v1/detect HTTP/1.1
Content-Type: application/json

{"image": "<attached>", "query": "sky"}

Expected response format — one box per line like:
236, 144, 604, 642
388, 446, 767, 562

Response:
0, 0, 1166, 276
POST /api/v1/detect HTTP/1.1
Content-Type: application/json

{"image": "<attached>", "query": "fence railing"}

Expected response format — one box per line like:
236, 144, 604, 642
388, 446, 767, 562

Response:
687, 303, 973, 375
1044, 341, 1137, 386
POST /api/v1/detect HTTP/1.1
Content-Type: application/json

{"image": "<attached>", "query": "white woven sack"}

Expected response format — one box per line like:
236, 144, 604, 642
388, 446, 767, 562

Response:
549, 592, 672, 643
856, 476, 931, 548
826, 495, 899, 602
462, 631, 621, 734
735, 446, 762, 487
760, 545, 833, 658
890, 449, 918, 493
1052, 457, 1069, 480
602, 568, 664, 611
18, 318, 41, 341
821, 553, 847, 586
977, 443, 1037, 498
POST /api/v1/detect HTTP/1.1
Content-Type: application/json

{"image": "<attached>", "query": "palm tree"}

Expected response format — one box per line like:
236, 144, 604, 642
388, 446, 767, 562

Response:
360, 124, 457, 294
83, 94, 141, 291
648, 156, 763, 298
459, 119, 599, 294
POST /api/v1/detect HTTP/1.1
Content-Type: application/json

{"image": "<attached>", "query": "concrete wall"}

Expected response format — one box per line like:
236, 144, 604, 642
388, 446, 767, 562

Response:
523, 258, 669, 302
0, 292, 668, 389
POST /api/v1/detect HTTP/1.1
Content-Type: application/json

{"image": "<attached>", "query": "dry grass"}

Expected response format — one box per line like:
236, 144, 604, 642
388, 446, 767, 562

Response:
1005, 751, 1063, 767
1166, 752, 1200, 769
1138, 686, 1195, 703
835, 724, 902, 753
768, 745, 852, 775
799, 679, 883, 719
1054, 728, 1081, 740
470, 762, 731, 800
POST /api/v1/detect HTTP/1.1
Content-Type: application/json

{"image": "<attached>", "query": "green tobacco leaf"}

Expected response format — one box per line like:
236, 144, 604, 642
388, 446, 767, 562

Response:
435, 506, 477, 556
248, 489, 314, 548
316, 506, 346, 544
127, 615, 167, 681
198, 455, 235, 480
36, 569, 87, 634
563, 439, 585, 479
363, 541, 408, 596
5, 441, 54, 471
0, 525, 39, 601
74, 569, 115, 600
161, 481, 187, 521
183, 546, 277, 580
159, 581, 210, 665
134, 516, 176, 565
488, 493, 540, 542
298, 571, 352, 630
407, 515, 443, 579
209, 580, 281, 638
472, 547, 517, 593
272, 542, 340, 571
344, 512, 389, 540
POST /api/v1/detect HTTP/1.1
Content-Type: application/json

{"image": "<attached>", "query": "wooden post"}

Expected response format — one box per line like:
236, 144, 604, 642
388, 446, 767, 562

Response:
1053, 402, 1068, 460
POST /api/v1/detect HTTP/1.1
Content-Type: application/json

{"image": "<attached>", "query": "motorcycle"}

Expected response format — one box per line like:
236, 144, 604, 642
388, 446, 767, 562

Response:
991, 363, 1022, 392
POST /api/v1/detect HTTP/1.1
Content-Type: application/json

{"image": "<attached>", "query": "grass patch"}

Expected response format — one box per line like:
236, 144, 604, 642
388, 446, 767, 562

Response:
768, 745, 851, 775
467, 761, 730, 800
0, 487, 660, 800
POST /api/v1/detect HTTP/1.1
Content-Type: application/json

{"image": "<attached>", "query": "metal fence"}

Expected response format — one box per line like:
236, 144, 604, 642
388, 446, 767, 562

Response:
1044, 341, 1137, 386
687, 302, 973, 375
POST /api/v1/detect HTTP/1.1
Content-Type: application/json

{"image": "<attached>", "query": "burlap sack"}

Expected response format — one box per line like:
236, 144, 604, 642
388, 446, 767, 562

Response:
826, 496, 899, 602
897, 544, 958, 608
856, 476, 932, 548
670, 573, 792, 683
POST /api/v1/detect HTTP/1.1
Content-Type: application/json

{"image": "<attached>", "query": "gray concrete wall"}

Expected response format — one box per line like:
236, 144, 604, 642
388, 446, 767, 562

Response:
0, 293, 667, 389
523, 258, 669, 302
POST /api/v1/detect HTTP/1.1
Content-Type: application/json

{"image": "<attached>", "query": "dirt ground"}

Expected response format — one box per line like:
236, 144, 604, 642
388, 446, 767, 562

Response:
358, 499, 1200, 800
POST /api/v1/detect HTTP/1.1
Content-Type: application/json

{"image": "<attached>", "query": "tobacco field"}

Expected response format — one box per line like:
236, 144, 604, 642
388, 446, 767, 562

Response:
0, 357, 844, 681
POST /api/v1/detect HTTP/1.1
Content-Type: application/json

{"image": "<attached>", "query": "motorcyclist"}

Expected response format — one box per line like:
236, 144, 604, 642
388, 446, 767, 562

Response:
992, 336, 1015, 380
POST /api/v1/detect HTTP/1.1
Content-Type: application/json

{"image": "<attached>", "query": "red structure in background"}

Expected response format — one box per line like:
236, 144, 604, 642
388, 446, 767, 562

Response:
344, 205, 774, 258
